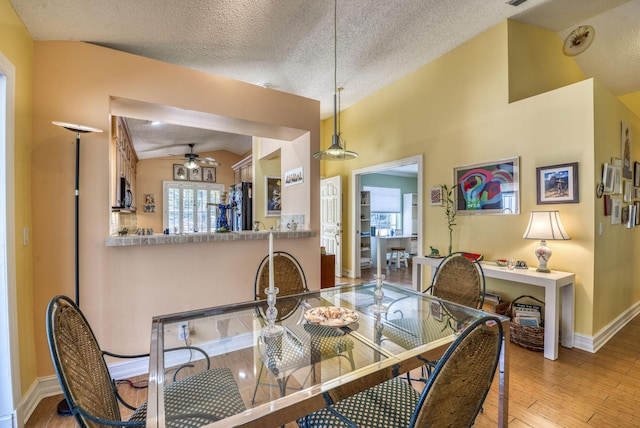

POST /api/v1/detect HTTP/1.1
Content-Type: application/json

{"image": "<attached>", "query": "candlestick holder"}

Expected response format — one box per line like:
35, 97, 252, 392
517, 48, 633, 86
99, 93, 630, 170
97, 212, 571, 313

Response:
370, 274, 388, 313
262, 287, 284, 337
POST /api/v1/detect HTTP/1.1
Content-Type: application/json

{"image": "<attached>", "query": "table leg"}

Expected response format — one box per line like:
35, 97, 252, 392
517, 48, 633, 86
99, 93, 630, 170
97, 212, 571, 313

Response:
412, 260, 421, 291
543, 285, 560, 360
560, 282, 575, 349
498, 318, 510, 427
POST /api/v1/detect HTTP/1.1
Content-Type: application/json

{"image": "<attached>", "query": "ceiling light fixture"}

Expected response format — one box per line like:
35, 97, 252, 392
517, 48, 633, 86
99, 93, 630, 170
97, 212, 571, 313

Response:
184, 159, 199, 170
313, 0, 358, 161
563, 25, 595, 56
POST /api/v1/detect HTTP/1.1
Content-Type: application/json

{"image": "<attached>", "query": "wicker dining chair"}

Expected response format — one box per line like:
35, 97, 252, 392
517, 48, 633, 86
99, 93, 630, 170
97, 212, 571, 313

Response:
255, 251, 308, 322
46, 295, 246, 427
429, 251, 486, 310
251, 252, 355, 404
296, 315, 503, 428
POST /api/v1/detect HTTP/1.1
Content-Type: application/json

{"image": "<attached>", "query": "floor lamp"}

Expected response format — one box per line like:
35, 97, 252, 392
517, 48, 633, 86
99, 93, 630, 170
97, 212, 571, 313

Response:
51, 121, 102, 416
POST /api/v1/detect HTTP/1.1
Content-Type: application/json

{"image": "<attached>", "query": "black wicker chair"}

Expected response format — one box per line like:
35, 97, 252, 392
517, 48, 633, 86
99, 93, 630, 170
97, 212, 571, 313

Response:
46, 295, 246, 427
297, 315, 503, 428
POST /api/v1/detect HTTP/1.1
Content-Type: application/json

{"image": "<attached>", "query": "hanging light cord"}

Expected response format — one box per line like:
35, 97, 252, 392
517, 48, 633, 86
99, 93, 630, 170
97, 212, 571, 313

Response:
333, 0, 339, 141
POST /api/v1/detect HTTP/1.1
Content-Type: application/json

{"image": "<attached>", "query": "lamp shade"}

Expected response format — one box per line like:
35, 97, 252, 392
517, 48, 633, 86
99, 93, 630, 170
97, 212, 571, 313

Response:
522, 211, 571, 241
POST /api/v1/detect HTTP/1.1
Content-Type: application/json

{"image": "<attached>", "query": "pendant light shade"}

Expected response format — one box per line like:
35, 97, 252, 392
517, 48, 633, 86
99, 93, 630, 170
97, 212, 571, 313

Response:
313, 0, 358, 161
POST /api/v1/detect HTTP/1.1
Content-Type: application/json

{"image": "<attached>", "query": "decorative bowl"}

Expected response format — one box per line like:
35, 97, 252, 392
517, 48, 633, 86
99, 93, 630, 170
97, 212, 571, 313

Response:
495, 259, 508, 267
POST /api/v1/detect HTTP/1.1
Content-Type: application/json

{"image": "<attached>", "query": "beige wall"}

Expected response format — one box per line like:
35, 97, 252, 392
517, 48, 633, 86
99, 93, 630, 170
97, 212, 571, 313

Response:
30, 41, 320, 379
135, 149, 242, 232
319, 20, 640, 337
0, 0, 37, 397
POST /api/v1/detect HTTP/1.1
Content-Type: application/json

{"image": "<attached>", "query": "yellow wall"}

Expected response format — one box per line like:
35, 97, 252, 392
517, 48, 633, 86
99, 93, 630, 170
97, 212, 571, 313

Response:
593, 80, 640, 333
507, 20, 586, 103
0, 0, 36, 397
30, 41, 320, 380
320, 20, 640, 337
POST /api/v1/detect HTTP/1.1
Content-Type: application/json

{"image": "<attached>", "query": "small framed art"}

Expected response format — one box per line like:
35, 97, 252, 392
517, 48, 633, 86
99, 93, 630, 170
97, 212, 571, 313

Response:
536, 162, 579, 204
430, 187, 443, 206
189, 167, 202, 182
202, 167, 216, 182
173, 164, 187, 181
602, 163, 614, 193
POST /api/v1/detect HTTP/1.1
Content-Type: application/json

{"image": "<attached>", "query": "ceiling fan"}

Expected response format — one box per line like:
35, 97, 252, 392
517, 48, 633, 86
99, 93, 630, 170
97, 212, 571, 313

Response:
181, 143, 221, 169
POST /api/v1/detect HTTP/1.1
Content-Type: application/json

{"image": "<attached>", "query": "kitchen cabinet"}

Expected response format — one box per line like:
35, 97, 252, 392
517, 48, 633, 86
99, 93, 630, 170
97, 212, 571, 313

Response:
232, 155, 252, 184
112, 116, 137, 211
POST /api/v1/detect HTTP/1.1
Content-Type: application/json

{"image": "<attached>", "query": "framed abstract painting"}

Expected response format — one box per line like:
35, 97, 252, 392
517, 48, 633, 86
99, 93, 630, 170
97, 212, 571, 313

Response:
453, 157, 520, 215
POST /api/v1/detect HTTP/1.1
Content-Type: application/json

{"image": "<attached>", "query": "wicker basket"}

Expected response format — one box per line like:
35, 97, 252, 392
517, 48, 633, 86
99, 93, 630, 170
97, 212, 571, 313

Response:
506, 295, 545, 352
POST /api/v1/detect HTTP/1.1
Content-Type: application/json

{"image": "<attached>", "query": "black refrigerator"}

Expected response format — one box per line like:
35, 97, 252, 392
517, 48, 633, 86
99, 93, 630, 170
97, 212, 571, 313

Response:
230, 182, 252, 231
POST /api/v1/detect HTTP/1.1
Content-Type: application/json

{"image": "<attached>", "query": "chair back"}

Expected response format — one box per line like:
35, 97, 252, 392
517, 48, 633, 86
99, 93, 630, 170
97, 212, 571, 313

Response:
255, 251, 307, 321
410, 316, 503, 427
432, 252, 485, 309
46, 295, 122, 427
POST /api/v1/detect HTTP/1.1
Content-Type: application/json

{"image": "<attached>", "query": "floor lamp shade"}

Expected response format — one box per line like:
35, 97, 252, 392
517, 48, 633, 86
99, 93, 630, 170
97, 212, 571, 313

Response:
522, 211, 570, 272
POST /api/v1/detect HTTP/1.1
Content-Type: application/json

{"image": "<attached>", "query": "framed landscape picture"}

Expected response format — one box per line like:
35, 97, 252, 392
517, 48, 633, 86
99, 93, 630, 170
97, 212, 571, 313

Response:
536, 162, 579, 204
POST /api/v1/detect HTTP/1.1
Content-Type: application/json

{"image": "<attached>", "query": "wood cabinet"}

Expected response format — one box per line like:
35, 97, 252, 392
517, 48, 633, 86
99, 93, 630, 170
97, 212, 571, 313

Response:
112, 117, 137, 210
232, 155, 252, 184
321, 254, 336, 288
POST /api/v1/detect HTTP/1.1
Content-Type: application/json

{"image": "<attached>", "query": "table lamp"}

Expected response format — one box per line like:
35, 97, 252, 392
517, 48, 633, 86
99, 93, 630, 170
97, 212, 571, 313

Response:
522, 211, 571, 272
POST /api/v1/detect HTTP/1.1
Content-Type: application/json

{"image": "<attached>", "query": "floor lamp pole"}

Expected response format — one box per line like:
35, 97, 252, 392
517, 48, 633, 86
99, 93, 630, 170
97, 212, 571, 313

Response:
52, 121, 102, 415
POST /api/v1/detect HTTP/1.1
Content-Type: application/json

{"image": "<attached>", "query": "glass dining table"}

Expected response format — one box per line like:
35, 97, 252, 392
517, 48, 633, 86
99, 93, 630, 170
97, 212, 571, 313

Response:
146, 282, 509, 427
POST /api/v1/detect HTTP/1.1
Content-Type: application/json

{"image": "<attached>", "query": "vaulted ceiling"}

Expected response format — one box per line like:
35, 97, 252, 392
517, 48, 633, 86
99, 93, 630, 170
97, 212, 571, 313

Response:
10, 0, 640, 155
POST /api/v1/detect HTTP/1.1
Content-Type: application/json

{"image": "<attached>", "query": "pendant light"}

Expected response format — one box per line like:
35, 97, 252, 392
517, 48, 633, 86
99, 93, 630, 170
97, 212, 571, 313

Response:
313, 0, 358, 161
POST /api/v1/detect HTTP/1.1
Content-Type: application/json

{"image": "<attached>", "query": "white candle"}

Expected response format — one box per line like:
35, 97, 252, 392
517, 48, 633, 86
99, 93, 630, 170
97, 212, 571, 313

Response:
377, 234, 382, 277
269, 232, 274, 291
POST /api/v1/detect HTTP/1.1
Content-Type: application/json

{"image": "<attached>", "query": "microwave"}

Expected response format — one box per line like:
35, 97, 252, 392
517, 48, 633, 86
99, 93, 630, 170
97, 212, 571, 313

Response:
118, 177, 132, 208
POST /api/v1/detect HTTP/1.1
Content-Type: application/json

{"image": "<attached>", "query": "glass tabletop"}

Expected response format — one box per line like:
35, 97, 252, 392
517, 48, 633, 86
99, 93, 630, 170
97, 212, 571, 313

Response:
146, 282, 504, 427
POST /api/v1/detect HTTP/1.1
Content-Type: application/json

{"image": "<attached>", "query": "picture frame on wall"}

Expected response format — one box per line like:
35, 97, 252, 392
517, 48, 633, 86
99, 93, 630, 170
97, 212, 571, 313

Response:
536, 162, 579, 205
602, 163, 614, 193
622, 120, 632, 179
453, 157, 519, 215
265, 176, 281, 217
188, 166, 202, 182
611, 199, 622, 224
624, 180, 633, 203
202, 167, 216, 182
430, 186, 443, 206
173, 164, 187, 181
604, 194, 611, 216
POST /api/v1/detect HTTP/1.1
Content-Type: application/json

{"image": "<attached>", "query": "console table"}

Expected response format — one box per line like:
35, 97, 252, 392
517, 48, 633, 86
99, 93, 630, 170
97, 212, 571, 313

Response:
412, 256, 575, 360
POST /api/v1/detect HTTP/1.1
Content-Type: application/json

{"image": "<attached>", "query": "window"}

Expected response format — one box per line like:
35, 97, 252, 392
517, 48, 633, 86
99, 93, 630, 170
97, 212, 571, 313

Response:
364, 186, 401, 236
163, 181, 225, 233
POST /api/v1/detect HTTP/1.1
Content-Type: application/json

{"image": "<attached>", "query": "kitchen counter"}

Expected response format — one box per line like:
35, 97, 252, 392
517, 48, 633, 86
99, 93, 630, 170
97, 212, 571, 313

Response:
105, 229, 316, 247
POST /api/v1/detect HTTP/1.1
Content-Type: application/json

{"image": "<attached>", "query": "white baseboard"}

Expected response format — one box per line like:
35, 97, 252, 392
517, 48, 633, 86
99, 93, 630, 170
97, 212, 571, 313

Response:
21, 332, 254, 425
573, 299, 640, 354
21, 305, 640, 425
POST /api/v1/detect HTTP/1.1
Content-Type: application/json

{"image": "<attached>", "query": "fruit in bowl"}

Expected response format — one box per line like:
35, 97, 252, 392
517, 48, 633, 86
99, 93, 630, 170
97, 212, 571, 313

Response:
496, 259, 508, 267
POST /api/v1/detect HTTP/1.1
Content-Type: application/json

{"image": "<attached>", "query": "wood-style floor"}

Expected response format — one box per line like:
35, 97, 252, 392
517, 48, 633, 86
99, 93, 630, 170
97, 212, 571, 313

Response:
28, 264, 640, 427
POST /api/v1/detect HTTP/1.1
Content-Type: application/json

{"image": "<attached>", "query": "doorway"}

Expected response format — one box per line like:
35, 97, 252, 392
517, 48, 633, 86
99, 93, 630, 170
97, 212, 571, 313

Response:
0, 52, 19, 427
351, 155, 423, 279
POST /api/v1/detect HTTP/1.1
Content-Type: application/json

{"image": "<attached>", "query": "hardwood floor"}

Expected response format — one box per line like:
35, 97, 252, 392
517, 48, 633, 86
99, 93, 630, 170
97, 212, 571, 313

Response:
28, 266, 640, 427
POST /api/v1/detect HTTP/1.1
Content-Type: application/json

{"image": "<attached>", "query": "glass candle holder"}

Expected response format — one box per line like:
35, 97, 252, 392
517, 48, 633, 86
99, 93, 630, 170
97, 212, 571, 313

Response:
370, 274, 388, 313
262, 287, 284, 337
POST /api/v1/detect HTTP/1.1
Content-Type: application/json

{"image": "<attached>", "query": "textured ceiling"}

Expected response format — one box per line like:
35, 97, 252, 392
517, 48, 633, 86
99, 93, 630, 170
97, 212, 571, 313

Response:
9, 0, 640, 157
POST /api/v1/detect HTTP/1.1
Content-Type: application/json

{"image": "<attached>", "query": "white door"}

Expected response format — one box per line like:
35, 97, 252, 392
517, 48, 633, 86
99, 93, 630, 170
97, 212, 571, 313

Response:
320, 176, 342, 276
